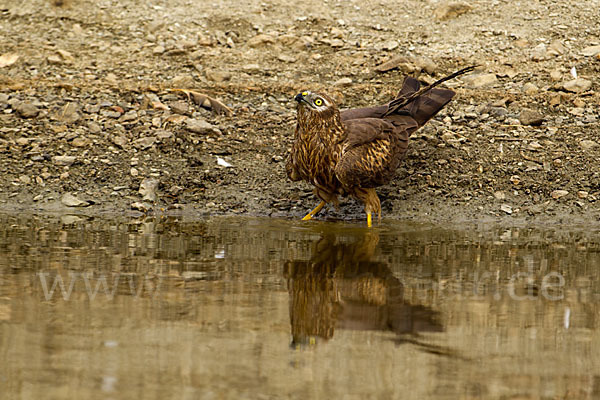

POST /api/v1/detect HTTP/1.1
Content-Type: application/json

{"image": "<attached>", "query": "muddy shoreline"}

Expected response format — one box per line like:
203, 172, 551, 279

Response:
1, 0, 599, 226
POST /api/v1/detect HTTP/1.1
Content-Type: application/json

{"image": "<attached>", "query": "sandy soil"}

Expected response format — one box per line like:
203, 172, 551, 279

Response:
0, 0, 599, 224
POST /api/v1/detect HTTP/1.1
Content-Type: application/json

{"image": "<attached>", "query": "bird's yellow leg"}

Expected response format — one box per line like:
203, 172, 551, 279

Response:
302, 201, 326, 221
367, 212, 372, 228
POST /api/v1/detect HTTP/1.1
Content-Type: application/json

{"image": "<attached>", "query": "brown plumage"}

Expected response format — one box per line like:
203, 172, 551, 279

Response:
286, 66, 474, 226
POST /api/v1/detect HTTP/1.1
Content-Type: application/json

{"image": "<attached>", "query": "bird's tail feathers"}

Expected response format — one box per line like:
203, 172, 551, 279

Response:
383, 65, 476, 126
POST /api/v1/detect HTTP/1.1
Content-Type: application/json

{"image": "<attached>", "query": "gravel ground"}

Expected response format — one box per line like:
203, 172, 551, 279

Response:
1, 0, 599, 224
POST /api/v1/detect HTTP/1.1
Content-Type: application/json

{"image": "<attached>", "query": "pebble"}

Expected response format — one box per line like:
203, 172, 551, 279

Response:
15, 102, 39, 118
579, 140, 598, 151
170, 101, 188, 114
519, 109, 544, 126
334, 77, 353, 87
186, 118, 221, 135
61, 193, 90, 207
463, 73, 497, 88
581, 45, 600, 57
562, 78, 592, 93
433, 1, 472, 21
131, 201, 152, 212
53, 155, 76, 166
578, 191, 589, 199
522, 82, 539, 95
500, 204, 513, 214
247, 34, 275, 48
87, 121, 102, 134
59, 103, 81, 124
133, 137, 155, 150
205, 70, 232, 82
139, 178, 159, 202
171, 74, 195, 88
551, 190, 569, 200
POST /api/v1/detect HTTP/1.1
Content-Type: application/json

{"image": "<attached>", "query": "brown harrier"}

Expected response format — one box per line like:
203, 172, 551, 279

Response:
286, 66, 474, 227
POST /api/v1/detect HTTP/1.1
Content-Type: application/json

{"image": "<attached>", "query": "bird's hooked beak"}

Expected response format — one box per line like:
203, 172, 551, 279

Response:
295, 91, 310, 106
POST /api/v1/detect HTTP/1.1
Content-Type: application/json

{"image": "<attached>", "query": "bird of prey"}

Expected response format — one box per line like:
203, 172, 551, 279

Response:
286, 66, 474, 227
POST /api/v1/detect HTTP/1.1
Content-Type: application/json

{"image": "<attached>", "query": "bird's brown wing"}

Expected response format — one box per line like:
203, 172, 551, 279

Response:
335, 117, 416, 189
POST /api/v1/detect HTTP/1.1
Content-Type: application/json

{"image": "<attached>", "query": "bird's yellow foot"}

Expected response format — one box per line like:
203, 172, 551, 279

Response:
302, 201, 326, 221
367, 213, 372, 228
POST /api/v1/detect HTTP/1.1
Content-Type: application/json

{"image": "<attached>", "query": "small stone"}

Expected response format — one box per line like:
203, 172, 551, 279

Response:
500, 204, 513, 214
581, 45, 600, 57
139, 178, 159, 202
171, 74, 195, 87
155, 130, 173, 140
130, 167, 139, 177
170, 101, 188, 114
550, 70, 562, 81
186, 118, 221, 135
87, 121, 102, 134
562, 78, 592, 93
527, 140, 543, 151
111, 135, 128, 148
153, 45, 165, 55
56, 49, 74, 63
383, 40, 399, 51
205, 69, 232, 82
334, 77, 353, 87
549, 94, 562, 106
579, 140, 598, 150
15, 102, 39, 118
133, 136, 156, 150
569, 107, 585, 116
58, 102, 81, 124
131, 201, 152, 212
53, 155, 76, 166
169, 185, 183, 196
510, 175, 521, 185
551, 190, 569, 200
494, 191, 506, 200
19, 175, 31, 184
242, 63, 261, 73
16, 137, 31, 146
72, 137, 91, 147
531, 43, 547, 61
247, 34, 275, 48
578, 191, 589, 199
522, 82, 539, 95
463, 73, 497, 88
47, 54, 63, 64
433, 1, 472, 21
277, 54, 296, 63
61, 193, 90, 207
519, 109, 544, 126
546, 40, 566, 56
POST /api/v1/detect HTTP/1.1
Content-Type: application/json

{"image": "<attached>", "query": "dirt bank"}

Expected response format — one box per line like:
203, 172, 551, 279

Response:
1, 0, 599, 224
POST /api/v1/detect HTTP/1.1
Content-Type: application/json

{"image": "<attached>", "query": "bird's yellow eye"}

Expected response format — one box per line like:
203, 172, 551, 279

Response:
314, 98, 323, 106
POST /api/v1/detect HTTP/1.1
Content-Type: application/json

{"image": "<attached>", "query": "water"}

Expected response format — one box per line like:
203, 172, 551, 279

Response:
0, 214, 599, 399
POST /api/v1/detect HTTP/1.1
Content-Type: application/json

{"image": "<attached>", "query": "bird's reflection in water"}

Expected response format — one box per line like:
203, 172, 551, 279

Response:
284, 228, 451, 355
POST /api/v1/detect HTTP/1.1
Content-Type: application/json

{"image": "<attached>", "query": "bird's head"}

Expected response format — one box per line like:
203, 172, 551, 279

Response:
294, 91, 340, 131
